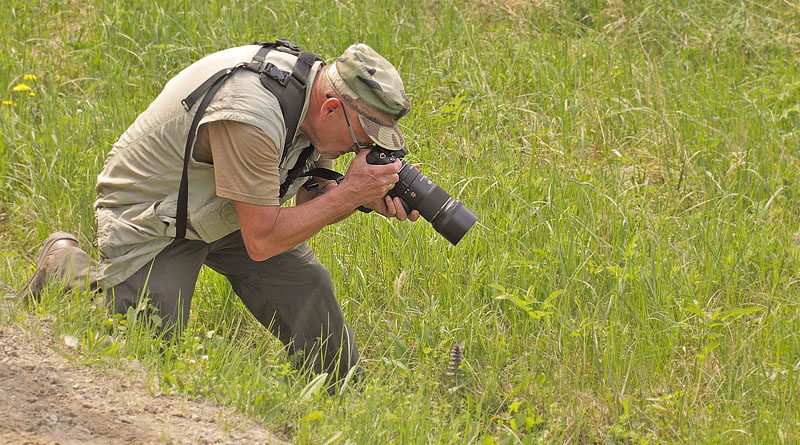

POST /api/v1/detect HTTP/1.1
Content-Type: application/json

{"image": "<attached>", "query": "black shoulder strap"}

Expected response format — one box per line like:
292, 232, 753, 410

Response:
175, 40, 322, 239
259, 50, 319, 162
279, 146, 316, 198
175, 72, 230, 239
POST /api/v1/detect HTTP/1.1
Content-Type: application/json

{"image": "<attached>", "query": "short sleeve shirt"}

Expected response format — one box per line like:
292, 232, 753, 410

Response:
194, 120, 334, 206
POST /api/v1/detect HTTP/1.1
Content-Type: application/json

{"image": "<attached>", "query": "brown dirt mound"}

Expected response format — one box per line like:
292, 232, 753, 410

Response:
0, 320, 289, 445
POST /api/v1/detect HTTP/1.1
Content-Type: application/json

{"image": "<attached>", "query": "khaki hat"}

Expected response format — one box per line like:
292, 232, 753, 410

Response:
326, 43, 411, 150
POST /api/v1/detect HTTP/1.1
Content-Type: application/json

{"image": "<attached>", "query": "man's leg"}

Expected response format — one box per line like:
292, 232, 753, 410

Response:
203, 231, 359, 381
108, 238, 209, 332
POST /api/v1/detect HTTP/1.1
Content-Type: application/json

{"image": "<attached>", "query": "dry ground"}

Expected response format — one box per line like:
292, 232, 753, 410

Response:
0, 313, 289, 445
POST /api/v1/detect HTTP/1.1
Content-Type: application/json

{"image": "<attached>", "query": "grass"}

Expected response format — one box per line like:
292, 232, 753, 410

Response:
1, 0, 799, 442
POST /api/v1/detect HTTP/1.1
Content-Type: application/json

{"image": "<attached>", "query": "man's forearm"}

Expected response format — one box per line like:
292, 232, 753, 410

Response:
294, 178, 338, 205
294, 187, 317, 205
236, 187, 355, 261
237, 150, 402, 261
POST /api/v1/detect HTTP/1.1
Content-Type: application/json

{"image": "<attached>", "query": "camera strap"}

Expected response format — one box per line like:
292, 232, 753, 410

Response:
300, 168, 373, 213
175, 40, 322, 239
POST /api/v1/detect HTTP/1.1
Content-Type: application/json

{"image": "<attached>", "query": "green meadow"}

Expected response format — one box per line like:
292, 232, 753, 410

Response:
2, 0, 799, 442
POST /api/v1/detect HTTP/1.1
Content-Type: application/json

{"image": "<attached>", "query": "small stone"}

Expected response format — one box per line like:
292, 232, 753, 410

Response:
63, 335, 80, 349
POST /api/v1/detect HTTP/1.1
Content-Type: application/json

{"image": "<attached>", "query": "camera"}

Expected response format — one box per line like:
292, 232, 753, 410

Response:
366, 147, 478, 245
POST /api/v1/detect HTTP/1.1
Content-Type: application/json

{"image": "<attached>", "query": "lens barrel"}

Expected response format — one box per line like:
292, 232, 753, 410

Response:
389, 162, 478, 245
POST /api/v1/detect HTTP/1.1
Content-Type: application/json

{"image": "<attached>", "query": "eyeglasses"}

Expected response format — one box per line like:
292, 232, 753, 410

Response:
327, 94, 374, 151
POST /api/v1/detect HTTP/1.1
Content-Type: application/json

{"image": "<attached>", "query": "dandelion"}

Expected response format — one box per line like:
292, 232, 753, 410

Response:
28, 92, 35, 97
11, 83, 32, 93
2, 100, 16, 106
23, 74, 37, 81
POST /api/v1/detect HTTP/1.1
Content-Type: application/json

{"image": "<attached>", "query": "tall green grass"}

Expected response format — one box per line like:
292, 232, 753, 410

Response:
2, 0, 799, 442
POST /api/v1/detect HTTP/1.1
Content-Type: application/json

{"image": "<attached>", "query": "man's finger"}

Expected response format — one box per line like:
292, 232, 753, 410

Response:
384, 196, 397, 216
355, 148, 369, 160
392, 197, 408, 221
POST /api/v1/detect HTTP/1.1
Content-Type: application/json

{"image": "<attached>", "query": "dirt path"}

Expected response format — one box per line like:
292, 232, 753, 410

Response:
0, 320, 289, 445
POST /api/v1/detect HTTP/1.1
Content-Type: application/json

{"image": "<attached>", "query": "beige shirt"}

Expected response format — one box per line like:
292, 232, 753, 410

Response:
194, 120, 335, 206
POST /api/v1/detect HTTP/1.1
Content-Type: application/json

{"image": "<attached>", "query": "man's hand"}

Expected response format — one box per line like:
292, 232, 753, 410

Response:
369, 195, 421, 221
366, 161, 422, 221
334, 149, 402, 209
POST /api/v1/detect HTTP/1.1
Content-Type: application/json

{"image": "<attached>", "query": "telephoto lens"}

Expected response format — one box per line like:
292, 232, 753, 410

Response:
366, 148, 478, 245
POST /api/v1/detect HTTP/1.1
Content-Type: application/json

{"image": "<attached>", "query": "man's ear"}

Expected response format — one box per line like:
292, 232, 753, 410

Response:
322, 96, 341, 116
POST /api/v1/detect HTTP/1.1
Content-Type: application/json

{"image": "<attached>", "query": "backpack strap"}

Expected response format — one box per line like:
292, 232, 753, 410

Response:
257, 50, 319, 162
175, 71, 230, 239
175, 40, 321, 239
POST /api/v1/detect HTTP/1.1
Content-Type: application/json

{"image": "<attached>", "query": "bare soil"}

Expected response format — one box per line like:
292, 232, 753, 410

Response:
0, 319, 289, 445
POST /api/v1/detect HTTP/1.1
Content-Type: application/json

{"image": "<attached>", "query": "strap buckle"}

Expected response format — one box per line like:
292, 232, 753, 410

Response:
275, 39, 301, 52
261, 63, 289, 86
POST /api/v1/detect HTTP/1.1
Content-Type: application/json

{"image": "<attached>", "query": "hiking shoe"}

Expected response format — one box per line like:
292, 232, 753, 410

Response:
19, 232, 79, 301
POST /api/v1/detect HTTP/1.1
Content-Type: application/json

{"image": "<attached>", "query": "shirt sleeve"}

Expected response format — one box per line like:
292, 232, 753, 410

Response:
203, 120, 281, 206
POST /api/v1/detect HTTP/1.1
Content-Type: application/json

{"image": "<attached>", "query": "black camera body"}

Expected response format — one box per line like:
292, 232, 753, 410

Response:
366, 147, 478, 245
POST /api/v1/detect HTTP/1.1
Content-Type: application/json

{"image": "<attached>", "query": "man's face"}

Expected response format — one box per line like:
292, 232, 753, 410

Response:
315, 96, 375, 159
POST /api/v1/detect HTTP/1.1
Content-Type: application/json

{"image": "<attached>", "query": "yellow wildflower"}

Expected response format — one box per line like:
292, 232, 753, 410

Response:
11, 83, 32, 93
23, 74, 37, 81
2, 100, 16, 106
28, 92, 35, 97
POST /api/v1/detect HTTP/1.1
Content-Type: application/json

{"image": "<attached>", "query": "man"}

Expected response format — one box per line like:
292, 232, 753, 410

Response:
19, 41, 419, 381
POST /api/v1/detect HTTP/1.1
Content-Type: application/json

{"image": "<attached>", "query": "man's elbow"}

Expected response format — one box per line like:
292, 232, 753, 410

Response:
240, 230, 281, 262
243, 242, 280, 262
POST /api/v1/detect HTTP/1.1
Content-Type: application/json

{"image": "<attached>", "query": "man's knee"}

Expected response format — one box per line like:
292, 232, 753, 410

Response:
106, 242, 205, 332
303, 260, 335, 296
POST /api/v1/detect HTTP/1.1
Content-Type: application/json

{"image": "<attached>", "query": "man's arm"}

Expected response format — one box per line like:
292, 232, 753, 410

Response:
236, 149, 402, 261
295, 164, 422, 221
235, 191, 352, 261
294, 178, 337, 205
201, 120, 408, 261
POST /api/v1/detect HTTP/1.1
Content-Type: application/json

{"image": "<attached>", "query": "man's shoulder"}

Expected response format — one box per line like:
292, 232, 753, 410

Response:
200, 70, 286, 151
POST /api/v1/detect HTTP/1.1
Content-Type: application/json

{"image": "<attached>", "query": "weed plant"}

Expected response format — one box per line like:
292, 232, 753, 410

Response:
1, 0, 799, 442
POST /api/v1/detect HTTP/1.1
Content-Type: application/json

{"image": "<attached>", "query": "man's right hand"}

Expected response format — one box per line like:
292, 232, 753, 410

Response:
335, 149, 402, 210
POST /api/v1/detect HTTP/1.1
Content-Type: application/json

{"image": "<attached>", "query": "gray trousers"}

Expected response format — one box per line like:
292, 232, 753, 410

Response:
54, 231, 359, 380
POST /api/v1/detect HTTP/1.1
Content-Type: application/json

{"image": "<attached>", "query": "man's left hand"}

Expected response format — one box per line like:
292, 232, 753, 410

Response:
369, 196, 420, 222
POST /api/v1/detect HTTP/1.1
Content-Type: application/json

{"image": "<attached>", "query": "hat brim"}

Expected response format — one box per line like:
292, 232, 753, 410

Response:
358, 113, 406, 151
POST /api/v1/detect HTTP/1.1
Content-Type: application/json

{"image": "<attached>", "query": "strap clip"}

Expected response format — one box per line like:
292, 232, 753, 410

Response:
275, 39, 301, 52
262, 63, 289, 86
